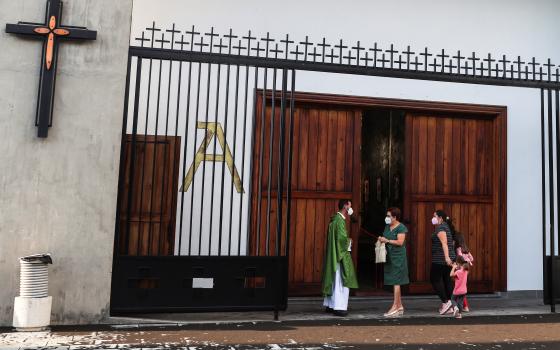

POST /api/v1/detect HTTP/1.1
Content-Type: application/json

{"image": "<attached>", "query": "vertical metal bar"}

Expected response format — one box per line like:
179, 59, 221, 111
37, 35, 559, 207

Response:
285, 69, 296, 261
125, 58, 143, 255
198, 63, 214, 255
137, 53, 155, 256
115, 53, 132, 255
178, 59, 193, 256
208, 64, 222, 255
218, 62, 232, 256
265, 69, 277, 256
553, 87, 559, 312
278, 69, 296, 315
156, 57, 175, 256
188, 62, 203, 256
276, 69, 288, 257
110, 53, 133, 308
241, 66, 258, 255
541, 88, 547, 306
274, 69, 287, 318
147, 56, 164, 256
176, 34, 195, 256
227, 64, 241, 256
284, 69, 296, 258
548, 88, 556, 312
255, 68, 268, 256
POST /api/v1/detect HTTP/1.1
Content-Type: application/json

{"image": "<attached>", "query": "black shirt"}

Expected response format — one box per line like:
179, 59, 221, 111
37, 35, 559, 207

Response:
431, 222, 456, 265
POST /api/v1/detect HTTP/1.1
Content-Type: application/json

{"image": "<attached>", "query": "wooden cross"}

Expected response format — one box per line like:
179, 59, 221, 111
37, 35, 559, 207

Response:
5, 0, 96, 138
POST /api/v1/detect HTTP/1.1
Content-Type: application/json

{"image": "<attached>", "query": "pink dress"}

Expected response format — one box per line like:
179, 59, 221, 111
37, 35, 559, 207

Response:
453, 268, 468, 295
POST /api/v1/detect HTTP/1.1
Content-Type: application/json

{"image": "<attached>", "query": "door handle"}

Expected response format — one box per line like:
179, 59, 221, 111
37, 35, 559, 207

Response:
376, 176, 382, 203
363, 178, 369, 204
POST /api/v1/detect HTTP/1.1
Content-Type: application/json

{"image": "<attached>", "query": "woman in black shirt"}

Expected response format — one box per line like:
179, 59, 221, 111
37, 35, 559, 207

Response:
430, 209, 456, 315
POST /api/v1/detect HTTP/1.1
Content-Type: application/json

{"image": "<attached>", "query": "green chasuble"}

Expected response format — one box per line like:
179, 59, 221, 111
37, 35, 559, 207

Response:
321, 213, 359, 296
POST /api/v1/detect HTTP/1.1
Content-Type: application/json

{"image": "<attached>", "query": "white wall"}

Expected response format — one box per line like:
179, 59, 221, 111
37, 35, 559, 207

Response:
0, 0, 132, 326
131, 0, 560, 290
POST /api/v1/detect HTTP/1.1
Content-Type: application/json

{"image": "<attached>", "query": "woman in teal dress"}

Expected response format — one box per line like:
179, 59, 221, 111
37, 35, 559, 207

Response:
378, 207, 409, 317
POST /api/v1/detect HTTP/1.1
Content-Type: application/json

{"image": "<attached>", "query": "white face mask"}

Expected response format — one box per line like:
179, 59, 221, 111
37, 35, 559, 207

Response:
385, 216, 392, 225
431, 217, 439, 225
347, 207, 354, 216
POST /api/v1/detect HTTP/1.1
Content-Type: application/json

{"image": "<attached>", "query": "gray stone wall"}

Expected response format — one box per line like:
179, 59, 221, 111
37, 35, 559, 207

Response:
0, 0, 132, 326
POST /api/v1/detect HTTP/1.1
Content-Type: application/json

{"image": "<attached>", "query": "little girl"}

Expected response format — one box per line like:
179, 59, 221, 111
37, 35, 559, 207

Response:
454, 232, 473, 312
450, 255, 469, 319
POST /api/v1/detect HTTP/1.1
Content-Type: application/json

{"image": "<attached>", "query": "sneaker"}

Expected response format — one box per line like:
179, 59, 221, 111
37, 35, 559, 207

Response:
439, 301, 452, 315
455, 312, 463, 319
325, 307, 334, 313
452, 306, 459, 317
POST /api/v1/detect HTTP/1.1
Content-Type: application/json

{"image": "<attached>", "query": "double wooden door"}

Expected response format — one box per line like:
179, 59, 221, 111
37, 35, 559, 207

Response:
250, 94, 506, 295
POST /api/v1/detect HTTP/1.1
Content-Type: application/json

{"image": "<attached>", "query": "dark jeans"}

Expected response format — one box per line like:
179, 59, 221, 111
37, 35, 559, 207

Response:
430, 263, 453, 303
451, 294, 466, 312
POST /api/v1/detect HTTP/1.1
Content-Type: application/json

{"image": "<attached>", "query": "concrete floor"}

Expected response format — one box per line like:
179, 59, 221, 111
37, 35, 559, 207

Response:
107, 292, 550, 326
1, 293, 558, 350
3, 312, 560, 349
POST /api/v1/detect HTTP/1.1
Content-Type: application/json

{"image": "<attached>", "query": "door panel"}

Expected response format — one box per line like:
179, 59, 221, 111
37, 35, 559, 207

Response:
404, 113, 502, 293
250, 97, 361, 295
118, 135, 181, 256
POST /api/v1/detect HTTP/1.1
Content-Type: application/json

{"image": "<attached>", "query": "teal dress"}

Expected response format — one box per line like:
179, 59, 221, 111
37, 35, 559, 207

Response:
383, 223, 410, 286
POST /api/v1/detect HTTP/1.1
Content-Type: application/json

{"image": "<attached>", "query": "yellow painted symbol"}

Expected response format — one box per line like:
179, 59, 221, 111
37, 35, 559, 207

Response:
180, 122, 244, 193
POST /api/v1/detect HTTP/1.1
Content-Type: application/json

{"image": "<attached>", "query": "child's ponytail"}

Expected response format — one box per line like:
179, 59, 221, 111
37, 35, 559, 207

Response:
453, 232, 470, 254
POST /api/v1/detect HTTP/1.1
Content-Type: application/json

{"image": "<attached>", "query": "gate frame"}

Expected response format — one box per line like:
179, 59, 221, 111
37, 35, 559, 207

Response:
111, 23, 560, 316
110, 53, 295, 318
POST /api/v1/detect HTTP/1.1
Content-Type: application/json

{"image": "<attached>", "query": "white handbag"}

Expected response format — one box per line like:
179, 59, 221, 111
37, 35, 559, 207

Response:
375, 241, 387, 263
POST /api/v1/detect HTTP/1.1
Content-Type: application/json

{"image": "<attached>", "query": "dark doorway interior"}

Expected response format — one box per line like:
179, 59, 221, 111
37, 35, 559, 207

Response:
357, 109, 406, 294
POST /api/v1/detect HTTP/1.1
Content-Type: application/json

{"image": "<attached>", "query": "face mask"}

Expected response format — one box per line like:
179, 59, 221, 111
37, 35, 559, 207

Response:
385, 217, 392, 225
431, 217, 439, 225
347, 207, 354, 216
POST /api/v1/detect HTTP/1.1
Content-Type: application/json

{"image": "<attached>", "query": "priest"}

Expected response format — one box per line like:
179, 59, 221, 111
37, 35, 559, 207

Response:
321, 199, 359, 317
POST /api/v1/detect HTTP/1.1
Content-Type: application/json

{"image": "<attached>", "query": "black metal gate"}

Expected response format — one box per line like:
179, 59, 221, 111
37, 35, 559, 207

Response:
111, 22, 560, 315
111, 26, 296, 315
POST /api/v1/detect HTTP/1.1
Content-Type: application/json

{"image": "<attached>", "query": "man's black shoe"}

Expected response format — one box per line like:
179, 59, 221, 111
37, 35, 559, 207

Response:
325, 307, 334, 313
333, 310, 348, 317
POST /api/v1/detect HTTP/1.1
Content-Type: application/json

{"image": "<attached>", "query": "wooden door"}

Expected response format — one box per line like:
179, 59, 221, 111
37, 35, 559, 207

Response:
118, 135, 181, 256
404, 113, 505, 293
250, 96, 361, 295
